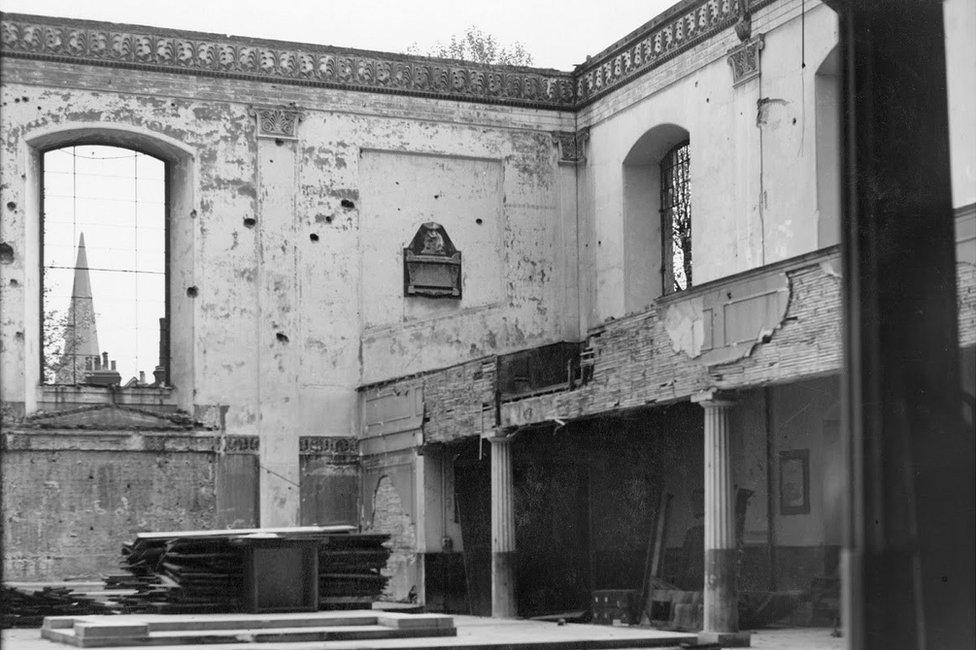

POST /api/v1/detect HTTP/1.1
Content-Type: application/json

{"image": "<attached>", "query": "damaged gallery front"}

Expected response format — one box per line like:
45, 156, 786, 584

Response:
1, 0, 974, 640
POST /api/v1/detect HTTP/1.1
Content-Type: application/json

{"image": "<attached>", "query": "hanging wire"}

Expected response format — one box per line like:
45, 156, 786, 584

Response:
67, 149, 140, 160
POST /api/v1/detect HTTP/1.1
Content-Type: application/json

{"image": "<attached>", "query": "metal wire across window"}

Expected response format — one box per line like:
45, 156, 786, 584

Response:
660, 141, 692, 292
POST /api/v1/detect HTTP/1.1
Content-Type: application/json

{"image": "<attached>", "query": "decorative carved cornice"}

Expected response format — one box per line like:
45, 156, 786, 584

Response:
727, 34, 764, 86
573, 0, 771, 105
249, 105, 303, 140
552, 127, 590, 164
0, 2, 774, 111
0, 13, 575, 110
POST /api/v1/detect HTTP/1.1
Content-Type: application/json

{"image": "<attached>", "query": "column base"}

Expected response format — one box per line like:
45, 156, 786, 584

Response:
491, 550, 517, 618
696, 630, 752, 647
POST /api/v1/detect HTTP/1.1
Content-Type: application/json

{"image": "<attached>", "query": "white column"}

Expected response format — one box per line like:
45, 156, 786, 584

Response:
694, 392, 749, 645
489, 435, 516, 617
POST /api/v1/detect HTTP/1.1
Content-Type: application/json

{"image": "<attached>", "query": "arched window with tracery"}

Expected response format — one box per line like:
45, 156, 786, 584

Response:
660, 141, 692, 293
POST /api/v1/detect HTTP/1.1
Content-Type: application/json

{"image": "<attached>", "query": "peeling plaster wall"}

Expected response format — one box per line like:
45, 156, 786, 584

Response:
357, 126, 573, 383
0, 58, 575, 528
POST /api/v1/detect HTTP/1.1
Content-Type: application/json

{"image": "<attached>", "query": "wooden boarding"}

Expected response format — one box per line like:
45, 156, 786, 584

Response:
135, 526, 355, 540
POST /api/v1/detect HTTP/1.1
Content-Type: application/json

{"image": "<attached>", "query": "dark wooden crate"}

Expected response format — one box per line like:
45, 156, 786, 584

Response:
591, 589, 639, 625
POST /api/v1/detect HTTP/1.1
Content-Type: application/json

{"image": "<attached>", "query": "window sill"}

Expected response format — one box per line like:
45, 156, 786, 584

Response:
36, 384, 178, 411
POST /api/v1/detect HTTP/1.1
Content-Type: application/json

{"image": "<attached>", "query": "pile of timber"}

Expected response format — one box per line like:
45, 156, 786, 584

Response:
105, 527, 391, 613
318, 533, 391, 609
1, 585, 112, 628
108, 536, 244, 613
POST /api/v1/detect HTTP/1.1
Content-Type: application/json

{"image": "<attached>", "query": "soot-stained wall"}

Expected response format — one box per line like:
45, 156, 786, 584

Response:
510, 403, 702, 616
3, 446, 218, 580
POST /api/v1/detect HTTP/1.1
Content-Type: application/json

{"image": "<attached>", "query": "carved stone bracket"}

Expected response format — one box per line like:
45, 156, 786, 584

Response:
249, 105, 303, 140
222, 435, 260, 453
727, 35, 764, 86
552, 127, 590, 165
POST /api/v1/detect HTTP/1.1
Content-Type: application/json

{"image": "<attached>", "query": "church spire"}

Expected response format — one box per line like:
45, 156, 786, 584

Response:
55, 232, 101, 383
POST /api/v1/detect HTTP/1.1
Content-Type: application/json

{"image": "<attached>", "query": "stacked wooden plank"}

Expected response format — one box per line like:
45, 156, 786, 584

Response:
318, 533, 391, 609
0, 586, 111, 628
104, 527, 391, 613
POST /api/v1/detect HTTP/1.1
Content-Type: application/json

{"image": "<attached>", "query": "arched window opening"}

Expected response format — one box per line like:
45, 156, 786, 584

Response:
41, 145, 168, 387
622, 123, 690, 312
661, 141, 692, 292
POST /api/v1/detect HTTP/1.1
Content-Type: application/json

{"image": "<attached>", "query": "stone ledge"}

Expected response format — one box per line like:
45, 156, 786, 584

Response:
697, 630, 752, 647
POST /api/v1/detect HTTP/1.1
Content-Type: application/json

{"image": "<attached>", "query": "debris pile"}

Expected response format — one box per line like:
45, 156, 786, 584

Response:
0, 586, 112, 628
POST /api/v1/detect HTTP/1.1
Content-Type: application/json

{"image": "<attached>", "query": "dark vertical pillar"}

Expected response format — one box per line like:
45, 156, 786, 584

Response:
836, 1, 975, 647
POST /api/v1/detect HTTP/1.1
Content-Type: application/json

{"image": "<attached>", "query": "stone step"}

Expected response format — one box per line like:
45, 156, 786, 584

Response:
41, 611, 456, 647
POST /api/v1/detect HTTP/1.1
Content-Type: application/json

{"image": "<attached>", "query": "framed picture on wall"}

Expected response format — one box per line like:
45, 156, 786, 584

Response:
779, 449, 810, 515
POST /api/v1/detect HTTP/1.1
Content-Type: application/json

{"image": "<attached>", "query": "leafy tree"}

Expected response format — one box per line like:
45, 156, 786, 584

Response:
407, 26, 534, 67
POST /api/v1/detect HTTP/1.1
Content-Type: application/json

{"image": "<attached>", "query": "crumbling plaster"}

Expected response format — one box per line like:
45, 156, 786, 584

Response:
0, 56, 576, 526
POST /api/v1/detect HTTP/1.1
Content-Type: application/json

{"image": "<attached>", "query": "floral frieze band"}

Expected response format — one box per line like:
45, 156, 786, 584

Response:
573, 0, 773, 105
1, 2, 772, 110
0, 14, 575, 110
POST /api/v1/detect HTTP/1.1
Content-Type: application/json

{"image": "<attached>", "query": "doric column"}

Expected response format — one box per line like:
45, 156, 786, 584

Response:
694, 392, 749, 646
489, 435, 517, 617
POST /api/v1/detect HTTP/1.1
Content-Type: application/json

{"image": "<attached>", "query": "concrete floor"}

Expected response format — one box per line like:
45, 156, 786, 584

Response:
2, 621, 844, 650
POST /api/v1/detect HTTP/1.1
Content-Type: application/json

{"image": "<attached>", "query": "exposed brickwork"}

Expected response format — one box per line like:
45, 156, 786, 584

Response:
363, 357, 497, 446
367, 475, 418, 601
389, 249, 975, 436
500, 254, 843, 426
422, 358, 497, 444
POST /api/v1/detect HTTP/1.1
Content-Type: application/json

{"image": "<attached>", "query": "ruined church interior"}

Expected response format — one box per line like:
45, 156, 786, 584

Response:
1, 0, 973, 647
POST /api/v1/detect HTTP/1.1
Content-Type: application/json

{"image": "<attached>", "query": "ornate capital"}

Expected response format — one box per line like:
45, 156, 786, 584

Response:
249, 105, 303, 140
552, 127, 590, 164
727, 35, 764, 86
692, 389, 736, 408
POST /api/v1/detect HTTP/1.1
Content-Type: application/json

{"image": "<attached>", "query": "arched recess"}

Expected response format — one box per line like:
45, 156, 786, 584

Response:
622, 123, 690, 313
815, 47, 841, 247
22, 124, 197, 412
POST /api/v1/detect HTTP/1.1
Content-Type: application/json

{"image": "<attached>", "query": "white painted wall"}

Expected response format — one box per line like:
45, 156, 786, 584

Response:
578, 1, 840, 325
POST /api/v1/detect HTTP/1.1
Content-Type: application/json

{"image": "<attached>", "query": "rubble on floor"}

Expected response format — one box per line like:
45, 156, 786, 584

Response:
1, 586, 112, 628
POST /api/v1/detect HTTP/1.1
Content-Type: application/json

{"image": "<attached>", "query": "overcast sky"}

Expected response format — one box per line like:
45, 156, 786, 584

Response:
0, 0, 675, 70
